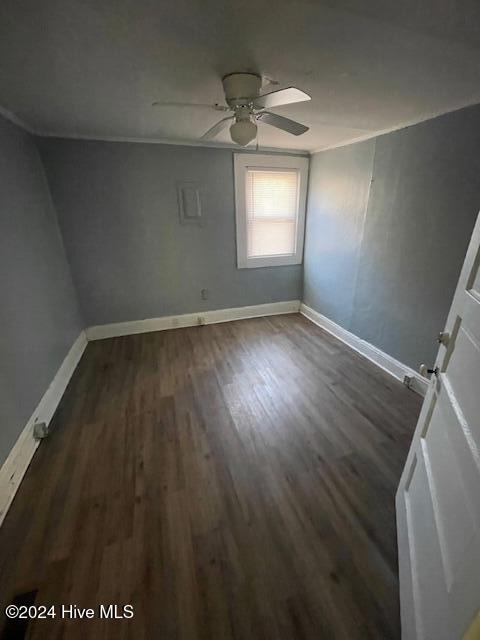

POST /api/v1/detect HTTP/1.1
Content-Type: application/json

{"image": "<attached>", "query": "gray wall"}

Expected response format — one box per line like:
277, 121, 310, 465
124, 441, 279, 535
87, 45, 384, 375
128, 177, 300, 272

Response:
304, 104, 480, 370
38, 140, 304, 326
0, 116, 82, 466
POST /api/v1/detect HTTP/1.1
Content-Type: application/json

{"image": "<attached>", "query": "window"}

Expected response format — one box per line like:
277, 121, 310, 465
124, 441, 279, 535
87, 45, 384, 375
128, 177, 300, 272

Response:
234, 154, 308, 268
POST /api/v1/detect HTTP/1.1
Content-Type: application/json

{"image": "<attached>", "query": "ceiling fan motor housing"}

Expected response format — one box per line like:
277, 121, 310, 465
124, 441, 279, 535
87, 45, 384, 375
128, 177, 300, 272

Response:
222, 73, 262, 108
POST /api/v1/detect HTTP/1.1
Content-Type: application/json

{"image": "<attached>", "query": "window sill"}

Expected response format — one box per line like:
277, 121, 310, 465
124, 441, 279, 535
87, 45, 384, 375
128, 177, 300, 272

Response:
238, 255, 303, 269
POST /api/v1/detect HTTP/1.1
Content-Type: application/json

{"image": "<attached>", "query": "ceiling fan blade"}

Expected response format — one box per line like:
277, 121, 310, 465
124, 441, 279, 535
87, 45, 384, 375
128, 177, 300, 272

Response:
256, 111, 309, 136
201, 116, 234, 139
253, 87, 311, 110
152, 101, 229, 112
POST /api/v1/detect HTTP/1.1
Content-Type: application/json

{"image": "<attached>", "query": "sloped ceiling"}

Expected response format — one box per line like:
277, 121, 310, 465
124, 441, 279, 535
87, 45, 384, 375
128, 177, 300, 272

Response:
1, 0, 480, 151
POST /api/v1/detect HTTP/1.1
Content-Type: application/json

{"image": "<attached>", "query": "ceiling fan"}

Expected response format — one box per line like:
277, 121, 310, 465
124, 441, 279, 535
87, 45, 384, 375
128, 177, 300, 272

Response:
153, 72, 311, 146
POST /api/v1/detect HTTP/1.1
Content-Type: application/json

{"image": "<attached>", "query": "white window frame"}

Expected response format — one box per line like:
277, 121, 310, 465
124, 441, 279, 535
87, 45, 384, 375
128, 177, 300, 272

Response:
234, 153, 309, 269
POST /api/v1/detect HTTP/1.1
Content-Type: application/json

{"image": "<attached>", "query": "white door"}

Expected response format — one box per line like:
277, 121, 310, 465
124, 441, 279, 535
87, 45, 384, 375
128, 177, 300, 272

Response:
396, 211, 480, 640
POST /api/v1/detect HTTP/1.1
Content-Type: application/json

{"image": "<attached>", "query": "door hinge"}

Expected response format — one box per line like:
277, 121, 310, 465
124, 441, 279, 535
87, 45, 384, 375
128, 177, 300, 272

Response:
437, 331, 450, 346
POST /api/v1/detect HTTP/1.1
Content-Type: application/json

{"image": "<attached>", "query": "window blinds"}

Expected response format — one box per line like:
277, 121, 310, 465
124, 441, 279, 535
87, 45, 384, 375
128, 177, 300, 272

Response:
245, 169, 299, 258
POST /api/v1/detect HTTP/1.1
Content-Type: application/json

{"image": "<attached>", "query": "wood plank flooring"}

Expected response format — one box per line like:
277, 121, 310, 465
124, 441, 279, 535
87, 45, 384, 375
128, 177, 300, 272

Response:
0, 314, 422, 640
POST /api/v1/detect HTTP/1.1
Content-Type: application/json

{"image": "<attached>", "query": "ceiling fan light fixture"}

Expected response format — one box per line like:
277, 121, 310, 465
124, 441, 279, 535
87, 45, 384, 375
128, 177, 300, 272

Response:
230, 119, 257, 146
194, 71, 310, 142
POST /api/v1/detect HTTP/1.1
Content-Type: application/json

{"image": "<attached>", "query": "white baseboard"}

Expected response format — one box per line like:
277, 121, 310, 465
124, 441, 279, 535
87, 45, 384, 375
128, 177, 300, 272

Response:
0, 331, 88, 526
300, 304, 428, 396
86, 300, 301, 341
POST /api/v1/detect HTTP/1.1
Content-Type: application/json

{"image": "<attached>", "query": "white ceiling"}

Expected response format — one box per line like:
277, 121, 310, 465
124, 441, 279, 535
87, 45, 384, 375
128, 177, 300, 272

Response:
1, 0, 480, 152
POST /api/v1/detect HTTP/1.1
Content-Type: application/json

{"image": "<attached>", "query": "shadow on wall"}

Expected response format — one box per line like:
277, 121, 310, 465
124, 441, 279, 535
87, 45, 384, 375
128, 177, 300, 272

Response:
303, 103, 480, 370
0, 115, 82, 466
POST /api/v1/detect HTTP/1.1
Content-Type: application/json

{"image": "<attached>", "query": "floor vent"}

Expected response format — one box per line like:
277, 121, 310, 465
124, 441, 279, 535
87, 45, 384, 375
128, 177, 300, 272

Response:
1, 590, 38, 640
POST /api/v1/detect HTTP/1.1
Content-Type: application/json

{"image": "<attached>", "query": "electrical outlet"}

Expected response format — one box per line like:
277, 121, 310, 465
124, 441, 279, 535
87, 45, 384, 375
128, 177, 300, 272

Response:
201, 288, 208, 300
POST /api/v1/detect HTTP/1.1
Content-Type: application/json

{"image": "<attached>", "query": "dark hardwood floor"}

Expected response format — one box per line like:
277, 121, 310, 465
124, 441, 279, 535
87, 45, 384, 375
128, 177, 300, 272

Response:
0, 314, 422, 640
